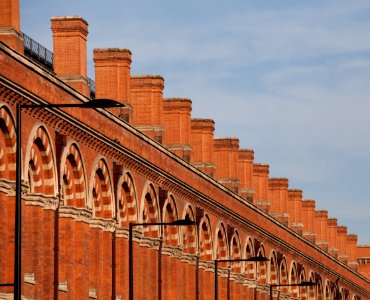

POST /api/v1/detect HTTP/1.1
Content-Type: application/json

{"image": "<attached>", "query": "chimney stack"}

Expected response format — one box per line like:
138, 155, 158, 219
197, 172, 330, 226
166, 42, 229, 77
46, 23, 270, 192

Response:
268, 178, 290, 225
190, 119, 216, 177
252, 163, 270, 213
51, 16, 90, 97
347, 234, 358, 271
213, 138, 240, 194
337, 226, 348, 264
301, 200, 316, 243
237, 149, 255, 202
94, 48, 133, 121
314, 210, 329, 251
357, 245, 370, 278
327, 218, 339, 258
0, 0, 23, 53
287, 189, 304, 235
130, 75, 165, 143
162, 98, 192, 161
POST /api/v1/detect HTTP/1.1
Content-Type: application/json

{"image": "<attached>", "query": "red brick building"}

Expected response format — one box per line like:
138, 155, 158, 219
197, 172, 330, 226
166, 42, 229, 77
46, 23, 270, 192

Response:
1, 0, 370, 299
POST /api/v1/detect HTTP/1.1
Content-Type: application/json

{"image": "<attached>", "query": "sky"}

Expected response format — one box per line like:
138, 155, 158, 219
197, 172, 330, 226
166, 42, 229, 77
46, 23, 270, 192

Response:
20, 1, 370, 245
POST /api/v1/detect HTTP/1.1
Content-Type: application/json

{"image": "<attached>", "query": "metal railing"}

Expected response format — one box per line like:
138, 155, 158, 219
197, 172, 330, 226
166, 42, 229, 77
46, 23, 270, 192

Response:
20, 32, 96, 97
87, 77, 96, 97
21, 32, 53, 70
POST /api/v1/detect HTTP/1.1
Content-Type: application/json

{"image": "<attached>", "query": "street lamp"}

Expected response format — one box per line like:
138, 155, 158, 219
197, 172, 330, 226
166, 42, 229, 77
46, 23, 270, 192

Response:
214, 256, 269, 300
129, 219, 196, 300
269, 281, 316, 300
14, 98, 124, 300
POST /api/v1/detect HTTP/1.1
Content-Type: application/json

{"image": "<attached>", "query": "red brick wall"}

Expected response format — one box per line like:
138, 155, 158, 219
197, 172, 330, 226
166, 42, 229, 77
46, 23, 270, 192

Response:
0, 4, 370, 299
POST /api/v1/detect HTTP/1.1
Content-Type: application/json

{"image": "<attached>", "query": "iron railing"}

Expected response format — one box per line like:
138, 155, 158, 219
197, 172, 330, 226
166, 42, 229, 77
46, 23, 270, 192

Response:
87, 77, 96, 97
21, 32, 53, 70
20, 32, 95, 97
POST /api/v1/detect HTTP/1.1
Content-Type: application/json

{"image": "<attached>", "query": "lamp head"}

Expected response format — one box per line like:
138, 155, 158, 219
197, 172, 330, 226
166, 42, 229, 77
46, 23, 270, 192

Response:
170, 219, 197, 226
246, 256, 269, 262
85, 98, 125, 108
299, 281, 316, 287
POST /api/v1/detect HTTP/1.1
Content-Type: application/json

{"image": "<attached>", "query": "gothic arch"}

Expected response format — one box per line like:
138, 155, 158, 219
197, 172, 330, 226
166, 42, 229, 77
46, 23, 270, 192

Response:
279, 257, 289, 295
162, 194, 180, 246
198, 215, 213, 260
290, 262, 299, 298
269, 251, 278, 285
0, 104, 17, 291
0, 105, 16, 180
60, 142, 87, 208
316, 277, 324, 300
214, 222, 228, 261
324, 281, 331, 300
89, 157, 114, 219
299, 268, 309, 299
307, 271, 316, 299
244, 237, 255, 279
140, 182, 160, 238
116, 171, 138, 226
229, 230, 242, 273
181, 204, 197, 254
256, 244, 268, 284
24, 125, 57, 195
341, 288, 350, 300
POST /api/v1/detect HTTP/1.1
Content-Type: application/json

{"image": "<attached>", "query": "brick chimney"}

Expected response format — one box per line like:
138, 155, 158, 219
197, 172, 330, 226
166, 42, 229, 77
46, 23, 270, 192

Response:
252, 163, 270, 213
347, 234, 358, 270
237, 149, 254, 202
162, 98, 192, 161
94, 48, 133, 121
0, 0, 23, 53
268, 178, 290, 226
301, 200, 316, 243
314, 210, 329, 251
190, 119, 215, 177
327, 218, 339, 258
213, 138, 240, 194
130, 75, 165, 143
357, 245, 370, 279
287, 189, 304, 235
51, 16, 90, 97
337, 226, 348, 264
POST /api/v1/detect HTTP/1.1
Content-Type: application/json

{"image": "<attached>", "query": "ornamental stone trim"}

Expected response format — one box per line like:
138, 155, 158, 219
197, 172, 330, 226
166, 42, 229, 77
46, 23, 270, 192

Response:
0, 178, 13, 194
89, 217, 115, 232
59, 206, 92, 223
89, 288, 97, 299
162, 245, 183, 258
24, 273, 36, 285
0, 292, 14, 300
58, 281, 68, 292
139, 236, 161, 249
24, 194, 58, 210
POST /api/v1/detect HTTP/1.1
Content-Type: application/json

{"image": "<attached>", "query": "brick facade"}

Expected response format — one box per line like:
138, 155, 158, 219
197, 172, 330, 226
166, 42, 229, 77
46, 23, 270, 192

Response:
0, 2, 370, 299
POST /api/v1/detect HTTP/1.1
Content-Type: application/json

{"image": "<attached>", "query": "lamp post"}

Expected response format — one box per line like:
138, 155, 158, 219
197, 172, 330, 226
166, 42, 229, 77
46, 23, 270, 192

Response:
14, 98, 124, 300
269, 281, 316, 300
214, 256, 269, 300
129, 219, 196, 300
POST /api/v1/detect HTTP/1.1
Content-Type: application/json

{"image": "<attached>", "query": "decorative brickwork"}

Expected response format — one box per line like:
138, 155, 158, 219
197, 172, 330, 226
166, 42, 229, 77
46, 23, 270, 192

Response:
0, 1, 369, 299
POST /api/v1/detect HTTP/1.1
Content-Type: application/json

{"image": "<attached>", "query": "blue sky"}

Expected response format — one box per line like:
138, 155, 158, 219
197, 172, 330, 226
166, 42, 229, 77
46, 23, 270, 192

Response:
20, 1, 370, 244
